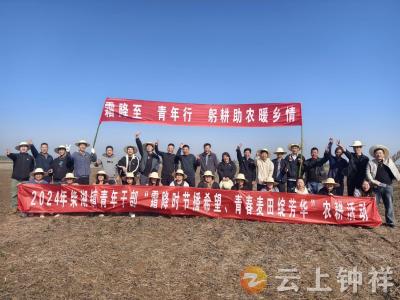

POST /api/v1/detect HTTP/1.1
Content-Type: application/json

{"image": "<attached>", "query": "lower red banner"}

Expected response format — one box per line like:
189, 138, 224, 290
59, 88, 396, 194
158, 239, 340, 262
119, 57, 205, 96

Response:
18, 184, 382, 227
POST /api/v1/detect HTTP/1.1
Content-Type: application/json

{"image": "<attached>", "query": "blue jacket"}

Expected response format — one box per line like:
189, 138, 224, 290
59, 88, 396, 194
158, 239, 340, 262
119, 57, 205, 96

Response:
71, 151, 97, 178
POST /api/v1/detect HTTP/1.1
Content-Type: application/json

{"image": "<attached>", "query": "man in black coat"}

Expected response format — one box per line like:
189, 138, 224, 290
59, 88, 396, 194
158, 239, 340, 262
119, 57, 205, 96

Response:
155, 141, 178, 186
236, 144, 256, 190
272, 147, 289, 192
285, 143, 306, 193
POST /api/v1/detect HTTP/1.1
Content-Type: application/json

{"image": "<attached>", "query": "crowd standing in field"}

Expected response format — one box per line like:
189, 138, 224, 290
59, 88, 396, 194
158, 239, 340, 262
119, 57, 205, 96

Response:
6, 133, 400, 227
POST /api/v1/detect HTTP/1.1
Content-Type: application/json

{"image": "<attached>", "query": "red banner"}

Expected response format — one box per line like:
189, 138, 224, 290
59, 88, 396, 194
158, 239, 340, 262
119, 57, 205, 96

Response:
18, 184, 381, 227
99, 98, 302, 127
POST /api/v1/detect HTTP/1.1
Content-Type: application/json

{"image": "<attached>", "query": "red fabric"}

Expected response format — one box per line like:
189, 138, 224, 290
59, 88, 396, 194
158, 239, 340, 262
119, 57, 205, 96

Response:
18, 184, 381, 227
99, 98, 302, 127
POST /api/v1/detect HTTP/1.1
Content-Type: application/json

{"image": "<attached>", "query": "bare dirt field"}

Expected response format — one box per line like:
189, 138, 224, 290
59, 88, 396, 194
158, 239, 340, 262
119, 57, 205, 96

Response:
1, 165, 400, 299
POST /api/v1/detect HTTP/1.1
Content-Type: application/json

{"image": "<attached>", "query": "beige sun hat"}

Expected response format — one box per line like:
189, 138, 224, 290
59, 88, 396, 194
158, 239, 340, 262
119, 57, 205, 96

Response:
264, 177, 278, 185
235, 173, 247, 182
149, 172, 161, 180
124, 145, 137, 153
15, 141, 31, 151
96, 170, 108, 179
274, 147, 287, 154
32, 168, 45, 175
323, 178, 340, 187
259, 148, 269, 154
369, 145, 390, 158
202, 170, 215, 178
174, 169, 187, 179
75, 139, 90, 147
144, 142, 155, 148
350, 140, 364, 147
288, 143, 301, 151
54, 145, 66, 153
125, 172, 135, 178
220, 180, 234, 190
64, 173, 76, 180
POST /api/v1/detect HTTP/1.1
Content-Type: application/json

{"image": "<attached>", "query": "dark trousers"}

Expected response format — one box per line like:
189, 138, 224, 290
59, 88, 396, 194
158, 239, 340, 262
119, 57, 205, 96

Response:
77, 176, 90, 185
277, 182, 286, 192
186, 176, 196, 187
287, 180, 297, 193
161, 176, 174, 186
245, 181, 253, 191
336, 180, 344, 196
347, 180, 356, 197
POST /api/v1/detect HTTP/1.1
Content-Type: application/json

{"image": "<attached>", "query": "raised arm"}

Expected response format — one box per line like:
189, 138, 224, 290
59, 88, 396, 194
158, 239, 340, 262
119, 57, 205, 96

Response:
30, 142, 39, 158
135, 132, 144, 157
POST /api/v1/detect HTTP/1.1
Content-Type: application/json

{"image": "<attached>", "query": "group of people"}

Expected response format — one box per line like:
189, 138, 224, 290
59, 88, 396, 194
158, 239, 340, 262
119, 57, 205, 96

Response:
6, 133, 400, 227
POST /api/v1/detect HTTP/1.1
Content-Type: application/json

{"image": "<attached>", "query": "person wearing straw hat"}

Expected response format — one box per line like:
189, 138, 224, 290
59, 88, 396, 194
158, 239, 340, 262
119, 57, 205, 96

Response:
94, 170, 109, 185
366, 145, 400, 228
217, 152, 236, 187
135, 132, 161, 185
62, 173, 78, 185
26, 168, 48, 184
232, 173, 250, 191
325, 138, 348, 196
6, 141, 35, 210
95, 146, 119, 184
272, 147, 289, 192
170, 169, 189, 187
117, 145, 140, 184
304, 147, 329, 194
295, 178, 309, 195
198, 170, 220, 189
337, 140, 369, 196
318, 178, 339, 196
176, 143, 199, 187
71, 139, 97, 185
147, 172, 162, 186
236, 144, 256, 190
28, 140, 53, 183
51, 144, 74, 184
155, 141, 178, 186
255, 148, 274, 191
285, 143, 305, 193
261, 177, 279, 192
124, 172, 136, 186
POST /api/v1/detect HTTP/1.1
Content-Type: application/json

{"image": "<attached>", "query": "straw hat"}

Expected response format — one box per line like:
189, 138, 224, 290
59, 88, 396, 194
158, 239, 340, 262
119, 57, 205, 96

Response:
235, 173, 247, 182
369, 145, 390, 158
274, 147, 287, 154
202, 170, 215, 178
64, 173, 76, 180
75, 139, 90, 147
323, 178, 340, 187
288, 143, 301, 151
124, 145, 137, 153
32, 168, 45, 175
350, 140, 364, 147
149, 172, 161, 180
15, 141, 30, 151
259, 148, 269, 154
174, 169, 187, 179
96, 170, 108, 179
144, 142, 155, 148
220, 180, 234, 190
54, 145, 66, 153
264, 177, 278, 185
125, 172, 135, 178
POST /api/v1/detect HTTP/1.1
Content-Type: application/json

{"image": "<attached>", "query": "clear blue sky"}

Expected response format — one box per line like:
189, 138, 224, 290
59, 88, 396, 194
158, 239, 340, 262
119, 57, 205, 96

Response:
1, 0, 399, 159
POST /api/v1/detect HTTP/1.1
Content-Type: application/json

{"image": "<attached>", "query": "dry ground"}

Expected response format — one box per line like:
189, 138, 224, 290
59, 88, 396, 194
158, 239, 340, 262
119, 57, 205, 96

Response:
1, 164, 400, 299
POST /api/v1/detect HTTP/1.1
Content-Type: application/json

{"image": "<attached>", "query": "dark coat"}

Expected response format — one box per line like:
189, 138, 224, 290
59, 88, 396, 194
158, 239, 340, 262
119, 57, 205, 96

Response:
7, 152, 35, 181
272, 158, 289, 183
236, 148, 256, 182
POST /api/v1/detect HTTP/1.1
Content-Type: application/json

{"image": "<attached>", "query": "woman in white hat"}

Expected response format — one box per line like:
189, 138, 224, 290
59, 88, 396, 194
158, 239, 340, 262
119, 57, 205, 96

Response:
337, 140, 369, 196
272, 147, 288, 192
170, 169, 189, 187
6, 141, 35, 210
26, 168, 48, 184
198, 170, 220, 189
318, 178, 339, 196
232, 173, 249, 191
71, 139, 97, 185
366, 145, 400, 228
62, 173, 78, 185
95, 170, 109, 185
147, 172, 162, 186
261, 177, 279, 192
295, 178, 309, 195
124, 172, 136, 186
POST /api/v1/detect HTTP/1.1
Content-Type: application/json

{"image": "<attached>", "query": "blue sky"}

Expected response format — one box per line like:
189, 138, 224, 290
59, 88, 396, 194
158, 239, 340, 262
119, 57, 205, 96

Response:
0, 0, 399, 159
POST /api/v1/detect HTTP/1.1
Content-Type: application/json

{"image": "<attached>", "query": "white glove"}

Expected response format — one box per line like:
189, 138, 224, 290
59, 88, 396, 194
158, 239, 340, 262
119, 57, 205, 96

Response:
91, 148, 96, 154
65, 144, 71, 152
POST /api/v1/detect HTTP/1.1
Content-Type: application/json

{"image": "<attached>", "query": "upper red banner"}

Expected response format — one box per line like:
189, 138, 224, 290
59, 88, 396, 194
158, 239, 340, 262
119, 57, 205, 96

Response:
18, 184, 381, 227
99, 98, 302, 127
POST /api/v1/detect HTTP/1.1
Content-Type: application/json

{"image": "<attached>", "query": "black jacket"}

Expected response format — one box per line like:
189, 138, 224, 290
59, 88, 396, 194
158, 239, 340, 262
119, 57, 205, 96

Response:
155, 144, 178, 180
176, 148, 198, 178
272, 158, 289, 183
304, 155, 329, 183
236, 148, 256, 182
285, 154, 306, 179
31, 144, 53, 171
117, 155, 140, 176
344, 150, 369, 186
218, 153, 237, 182
51, 153, 74, 181
8, 152, 35, 181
